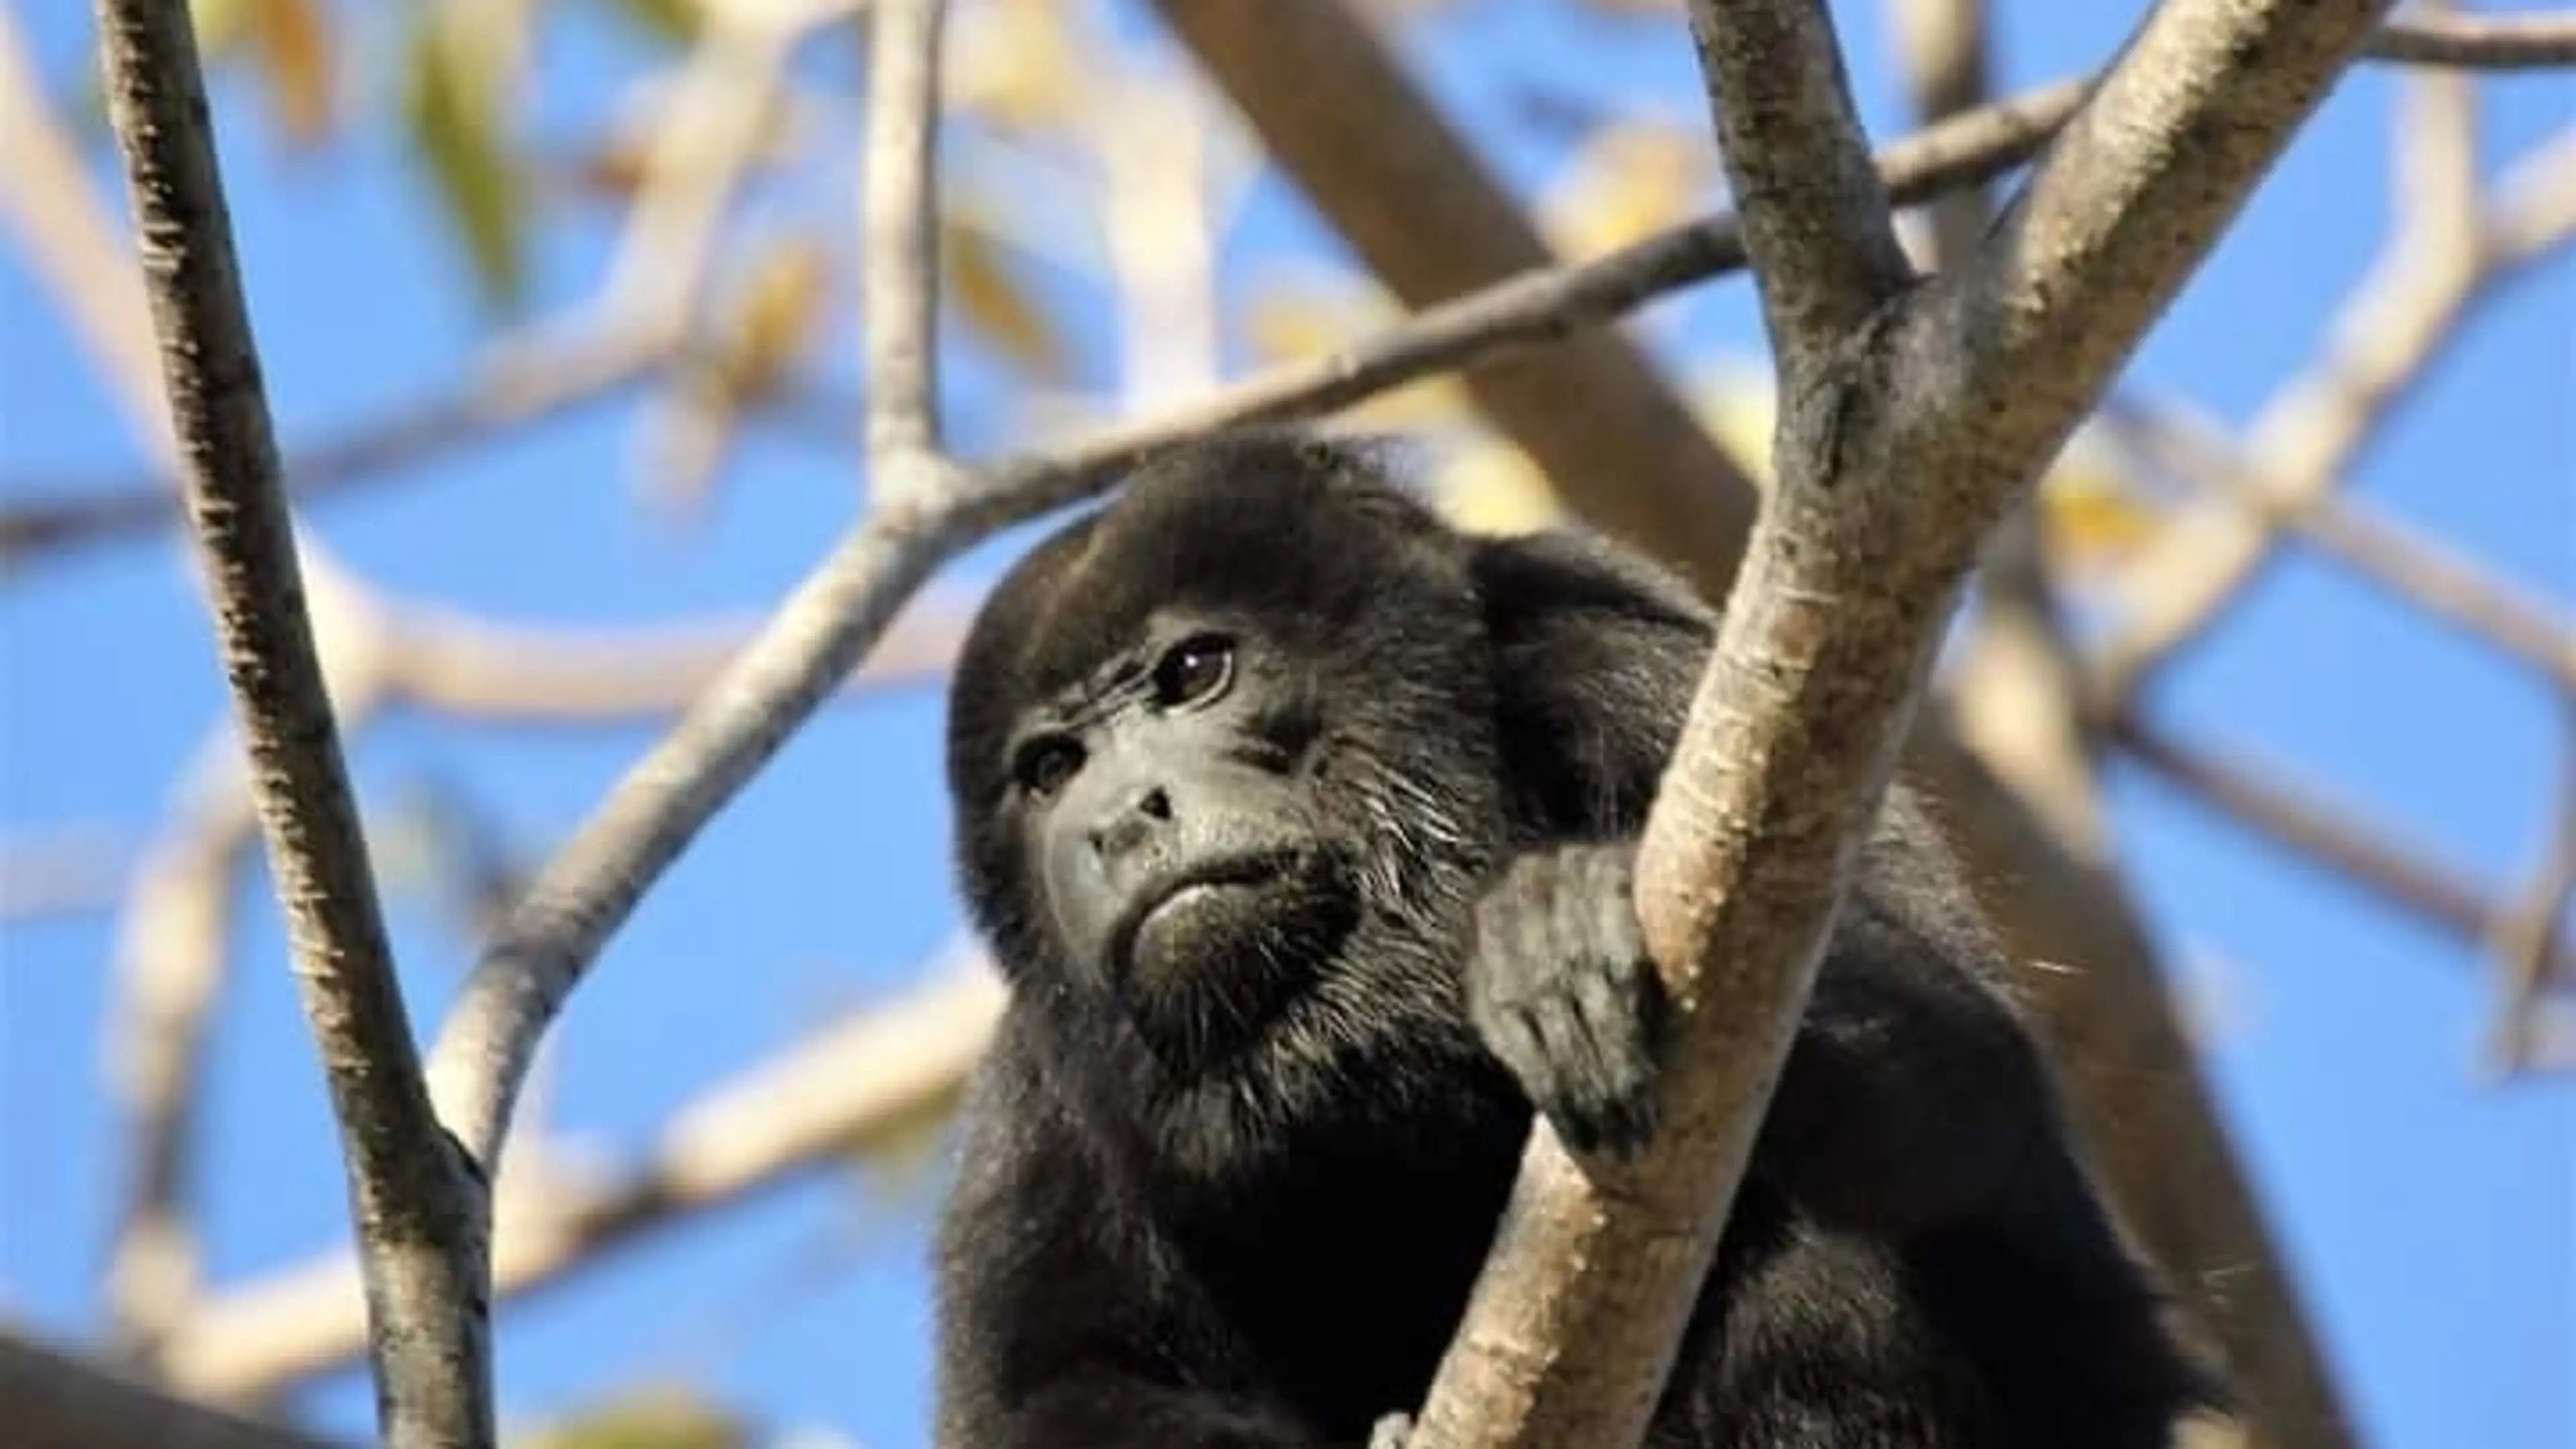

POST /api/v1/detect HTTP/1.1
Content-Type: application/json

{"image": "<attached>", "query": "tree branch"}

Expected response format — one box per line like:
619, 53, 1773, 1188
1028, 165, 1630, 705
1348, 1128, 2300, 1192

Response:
421, 0, 960, 1177
164, 963, 1002, 1399
89, 0, 488, 1442
861, 0, 949, 470
2114, 712, 2571, 981
1683, 0, 1912, 366
2366, 9, 2576, 67
1401, 1, 2389, 1445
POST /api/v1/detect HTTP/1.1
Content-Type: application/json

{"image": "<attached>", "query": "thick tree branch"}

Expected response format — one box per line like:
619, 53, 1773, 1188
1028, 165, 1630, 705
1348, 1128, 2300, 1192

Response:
1683, 0, 1912, 366
90, 3, 490, 1444
1401, 2, 2389, 1446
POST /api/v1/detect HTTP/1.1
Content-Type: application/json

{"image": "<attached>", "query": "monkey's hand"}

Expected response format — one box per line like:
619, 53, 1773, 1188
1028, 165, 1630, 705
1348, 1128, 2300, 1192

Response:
1467, 841, 1668, 1157
1366, 1413, 1413, 1449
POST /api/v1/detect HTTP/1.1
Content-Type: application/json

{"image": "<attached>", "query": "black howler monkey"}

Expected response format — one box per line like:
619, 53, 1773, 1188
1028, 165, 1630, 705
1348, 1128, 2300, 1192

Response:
933, 431, 2218, 1448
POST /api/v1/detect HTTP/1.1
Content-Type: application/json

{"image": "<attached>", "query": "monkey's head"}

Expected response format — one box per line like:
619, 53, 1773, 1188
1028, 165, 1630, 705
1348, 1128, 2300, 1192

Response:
946, 434, 1516, 1176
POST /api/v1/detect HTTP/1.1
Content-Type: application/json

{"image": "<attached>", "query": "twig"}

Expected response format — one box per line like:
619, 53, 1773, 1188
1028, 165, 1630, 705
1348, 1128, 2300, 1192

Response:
421, 0, 959, 1177
2489, 725, 2576, 1069
2113, 712, 2571, 979
2101, 396, 2576, 691
164, 963, 1002, 1399
2366, 10, 2576, 67
89, 1, 486, 1443
861, 0, 950, 473
2095, 120, 2576, 698
3, 76, 2080, 572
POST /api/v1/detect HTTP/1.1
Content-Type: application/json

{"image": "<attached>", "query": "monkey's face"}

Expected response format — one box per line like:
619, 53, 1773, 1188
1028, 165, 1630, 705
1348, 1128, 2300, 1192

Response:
946, 449, 1513, 1142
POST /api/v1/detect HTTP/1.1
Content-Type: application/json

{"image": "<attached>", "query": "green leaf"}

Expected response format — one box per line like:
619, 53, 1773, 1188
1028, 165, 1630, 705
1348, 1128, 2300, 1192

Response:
401, 11, 528, 313
596, 0, 703, 48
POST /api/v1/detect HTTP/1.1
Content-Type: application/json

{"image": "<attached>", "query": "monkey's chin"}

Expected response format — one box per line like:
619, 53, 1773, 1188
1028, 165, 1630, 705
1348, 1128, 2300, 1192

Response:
1122, 879, 1354, 1070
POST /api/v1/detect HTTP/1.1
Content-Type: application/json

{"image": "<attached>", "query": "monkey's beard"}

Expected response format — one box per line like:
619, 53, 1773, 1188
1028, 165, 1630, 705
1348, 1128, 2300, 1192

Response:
1119, 859, 1358, 1071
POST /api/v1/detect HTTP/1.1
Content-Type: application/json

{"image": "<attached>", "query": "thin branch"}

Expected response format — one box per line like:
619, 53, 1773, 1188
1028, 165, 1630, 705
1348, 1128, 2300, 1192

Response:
1404, 1, 2385, 1446
89, 0, 486, 1442
165, 963, 1002, 1399
1682, 0, 1913, 368
861, 0, 951, 472
2, 319, 667, 571
3, 77, 2080, 571
2366, 9, 2576, 67
2114, 712, 2571, 979
2096, 121, 2575, 698
2102, 396, 2576, 691
421, 0, 959, 1177
2489, 726, 2576, 1069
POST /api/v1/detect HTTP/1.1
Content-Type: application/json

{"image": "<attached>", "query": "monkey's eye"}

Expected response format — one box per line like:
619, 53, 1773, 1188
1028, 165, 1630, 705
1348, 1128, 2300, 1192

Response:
1013, 736, 1085, 797
1152, 635, 1234, 708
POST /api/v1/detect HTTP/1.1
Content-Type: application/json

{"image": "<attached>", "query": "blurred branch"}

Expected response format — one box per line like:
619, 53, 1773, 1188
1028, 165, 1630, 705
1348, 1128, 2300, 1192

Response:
167, 963, 1002, 1399
2, 1330, 345, 1449
91, 0, 486, 1441
2365, 10, 2576, 67
3, 74, 2081, 573
2096, 114, 2576, 699
0, 826, 129, 922
421, 0, 959, 1179
3, 320, 670, 572
2102, 396, 2576, 691
2487, 728, 2576, 1069
1153, 0, 1762, 601
0, 6, 174, 466
599, 0, 861, 325
2112, 712, 2573, 981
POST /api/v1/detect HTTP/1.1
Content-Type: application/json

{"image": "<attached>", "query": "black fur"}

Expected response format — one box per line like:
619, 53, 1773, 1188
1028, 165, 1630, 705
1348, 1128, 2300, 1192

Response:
934, 432, 2220, 1448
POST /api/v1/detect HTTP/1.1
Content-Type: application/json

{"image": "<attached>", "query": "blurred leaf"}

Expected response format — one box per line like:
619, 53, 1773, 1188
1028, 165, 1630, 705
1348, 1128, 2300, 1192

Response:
716, 235, 834, 402
1429, 437, 1560, 537
1543, 119, 1713, 257
2039, 463, 2167, 572
596, 0, 703, 48
244, 0, 337, 148
1238, 272, 1470, 432
188, 0, 256, 56
941, 219, 1067, 379
523, 1387, 747, 1449
948, 0, 1081, 131
401, 10, 529, 312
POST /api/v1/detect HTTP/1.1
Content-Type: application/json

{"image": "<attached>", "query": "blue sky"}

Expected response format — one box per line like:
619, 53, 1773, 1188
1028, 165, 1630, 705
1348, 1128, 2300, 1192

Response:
1, 2, 2569, 1447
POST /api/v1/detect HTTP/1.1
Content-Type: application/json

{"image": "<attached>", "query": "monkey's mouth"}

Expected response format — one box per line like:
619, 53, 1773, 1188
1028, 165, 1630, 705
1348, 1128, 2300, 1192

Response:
1112, 849, 1356, 1067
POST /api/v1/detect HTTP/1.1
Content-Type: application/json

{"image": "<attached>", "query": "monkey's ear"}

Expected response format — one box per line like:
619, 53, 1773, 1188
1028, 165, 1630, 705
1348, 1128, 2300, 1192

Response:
1466, 530, 1713, 837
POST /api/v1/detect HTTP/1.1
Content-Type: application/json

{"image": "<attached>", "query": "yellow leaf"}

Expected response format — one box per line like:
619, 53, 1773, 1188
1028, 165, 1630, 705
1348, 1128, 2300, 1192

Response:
716, 235, 833, 401
598, 0, 703, 48
941, 219, 1066, 378
1430, 437, 1561, 537
402, 11, 528, 312
1237, 272, 1471, 431
1543, 120, 1713, 257
245, 0, 336, 150
2039, 466, 2167, 571
949, 0, 1081, 132
523, 1388, 746, 1449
